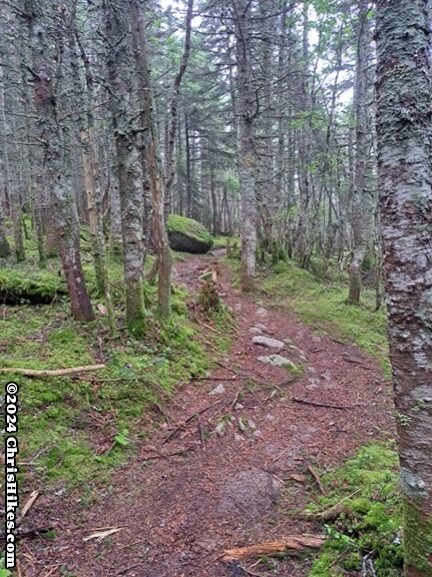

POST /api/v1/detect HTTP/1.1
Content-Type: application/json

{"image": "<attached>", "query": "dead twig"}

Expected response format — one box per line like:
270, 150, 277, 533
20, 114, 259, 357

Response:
115, 563, 142, 575
19, 490, 39, 523
307, 464, 327, 495
162, 400, 223, 445
291, 398, 358, 410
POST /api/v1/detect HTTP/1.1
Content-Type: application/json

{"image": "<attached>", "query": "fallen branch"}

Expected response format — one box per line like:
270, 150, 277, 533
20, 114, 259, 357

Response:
0, 364, 106, 378
298, 488, 362, 521
291, 397, 357, 410
222, 534, 325, 562
142, 447, 191, 461
19, 490, 39, 524
307, 464, 327, 495
162, 400, 223, 444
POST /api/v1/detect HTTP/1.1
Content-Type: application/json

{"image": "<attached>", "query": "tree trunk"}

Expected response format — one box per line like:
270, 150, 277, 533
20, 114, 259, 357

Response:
232, 0, 257, 291
164, 0, 194, 214
104, 0, 145, 334
130, 0, 172, 318
26, 0, 93, 322
348, 0, 371, 304
73, 20, 114, 329
376, 2, 432, 575
0, 206, 10, 258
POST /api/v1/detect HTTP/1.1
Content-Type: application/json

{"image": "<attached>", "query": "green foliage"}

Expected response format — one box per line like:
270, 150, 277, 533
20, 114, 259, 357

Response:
307, 444, 402, 577
259, 260, 389, 372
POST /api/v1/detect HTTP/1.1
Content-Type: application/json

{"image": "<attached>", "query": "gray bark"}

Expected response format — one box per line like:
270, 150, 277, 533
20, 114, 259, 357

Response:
104, 0, 145, 334
376, 1, 432, 575
348, 0, 372, 304
26, 0, 93, 322
232, 0, 257, 291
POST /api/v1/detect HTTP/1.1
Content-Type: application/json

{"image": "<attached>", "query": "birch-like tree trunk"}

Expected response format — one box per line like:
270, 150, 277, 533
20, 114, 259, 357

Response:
232, 0, 257, 291
376, 1, 432, 575
26, 0, 93, 322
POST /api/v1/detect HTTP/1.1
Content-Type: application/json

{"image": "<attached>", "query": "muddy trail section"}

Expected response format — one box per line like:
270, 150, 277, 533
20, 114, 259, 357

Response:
20, 254, 395, 577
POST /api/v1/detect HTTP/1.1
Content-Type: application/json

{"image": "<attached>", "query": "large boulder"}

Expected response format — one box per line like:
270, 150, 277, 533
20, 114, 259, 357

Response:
167, 214, 214, 254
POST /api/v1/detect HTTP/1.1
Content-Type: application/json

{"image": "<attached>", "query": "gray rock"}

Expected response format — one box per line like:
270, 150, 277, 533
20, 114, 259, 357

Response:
256, 307, 268, 317
252, 335, 285, 349
218, 469, 283, 517
234, 403, 244, 411
255, 323, 269, 331
215, 421, 226, 436
249, 327, 263, 334
248, 418, 257, 430
234, 433, 245, 442
209, 383, 226, 396
253, 430, 263, 438
257, 354, 294, 368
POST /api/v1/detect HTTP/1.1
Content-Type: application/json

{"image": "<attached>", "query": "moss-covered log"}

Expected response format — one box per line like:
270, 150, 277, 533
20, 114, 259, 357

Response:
0, 269, 67, 305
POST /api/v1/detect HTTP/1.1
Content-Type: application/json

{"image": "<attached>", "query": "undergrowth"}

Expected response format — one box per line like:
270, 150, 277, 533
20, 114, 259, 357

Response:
0, 229, 231, 494
306, 443, 402, 577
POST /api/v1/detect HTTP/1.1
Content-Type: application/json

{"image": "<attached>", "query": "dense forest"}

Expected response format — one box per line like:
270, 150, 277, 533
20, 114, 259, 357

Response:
0, 1, 431, 577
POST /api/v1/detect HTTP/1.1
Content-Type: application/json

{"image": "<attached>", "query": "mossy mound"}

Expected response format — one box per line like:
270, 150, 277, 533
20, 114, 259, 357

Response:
0, 268, 67, 304
167, 214, 214, 254
307, 443, 402, 577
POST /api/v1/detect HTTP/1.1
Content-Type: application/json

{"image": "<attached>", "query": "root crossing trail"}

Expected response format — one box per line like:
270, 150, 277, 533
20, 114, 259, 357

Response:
22, 254, 394, 577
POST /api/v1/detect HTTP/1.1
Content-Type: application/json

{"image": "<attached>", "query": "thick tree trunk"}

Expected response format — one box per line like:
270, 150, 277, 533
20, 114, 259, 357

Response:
348, 0, 371, 304
376, 2, 432, 575
104, 0, 145, 334
233, 0, 257, 291
26, 0, 93, 322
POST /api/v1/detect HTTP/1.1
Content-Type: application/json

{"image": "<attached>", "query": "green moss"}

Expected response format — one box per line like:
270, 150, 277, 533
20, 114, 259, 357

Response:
167, 214, 213, 253
0, 267, 67, 304
404, 501, 432, 575
168, 214, 213, 244
306, 444, 402, 577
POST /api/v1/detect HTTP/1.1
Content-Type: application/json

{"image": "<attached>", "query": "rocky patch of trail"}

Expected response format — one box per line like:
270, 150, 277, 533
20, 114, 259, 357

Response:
22, 255, 395, 577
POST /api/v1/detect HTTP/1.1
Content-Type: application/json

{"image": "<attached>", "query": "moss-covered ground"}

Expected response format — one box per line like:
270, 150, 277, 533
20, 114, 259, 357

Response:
0, 225, 230, 494
305, 443, 402, 577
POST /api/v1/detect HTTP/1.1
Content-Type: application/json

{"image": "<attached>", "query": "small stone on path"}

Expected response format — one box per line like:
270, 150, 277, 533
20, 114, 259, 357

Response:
252, 335, 285, 349
256, 307, 268, 317
249, 327, 263, 334
209, 383, 226, 396
258, 354, 294, 368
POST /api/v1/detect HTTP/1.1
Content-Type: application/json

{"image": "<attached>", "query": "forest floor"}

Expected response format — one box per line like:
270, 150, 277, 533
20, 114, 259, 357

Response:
17, 252, 396, 577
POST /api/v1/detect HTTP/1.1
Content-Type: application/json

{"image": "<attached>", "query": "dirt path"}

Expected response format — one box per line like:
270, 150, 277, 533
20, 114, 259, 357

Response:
21, 254, 395, 577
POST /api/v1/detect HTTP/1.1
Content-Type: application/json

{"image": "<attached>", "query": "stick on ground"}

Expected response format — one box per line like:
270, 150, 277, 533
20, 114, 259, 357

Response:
0, 364, 106, 378
222, 534, 326, 562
